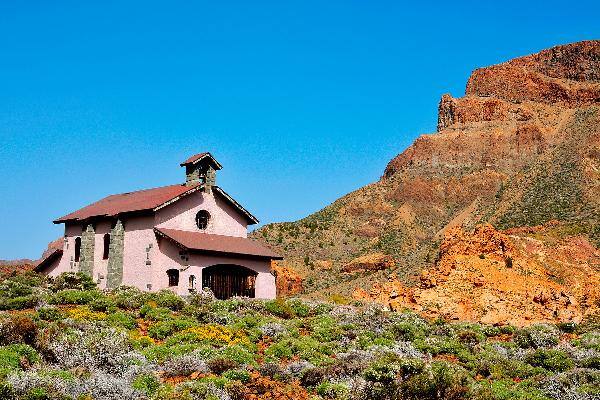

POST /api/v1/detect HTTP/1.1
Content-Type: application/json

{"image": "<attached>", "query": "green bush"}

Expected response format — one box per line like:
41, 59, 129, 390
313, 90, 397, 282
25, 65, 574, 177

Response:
152, 290, 185, 311
0, 273, 46, 297
36, 307, 62, 321
107, 311, 137, 329
142, 306, 173, 322
50, 272, 96, 291
265, 336, 332, 365
147, 318, 196, 340
573, 331, 600, 351
88, 296, 116, 312
524, 349, 574, 372
214, 344, 256, 366
471, 379, 551, 400
287, 299, 311, 317
514, 325, 559, 348
475, 348, 545, 379
112, 286, 148, 310
364, 358, 424, 385
222, 369, 251, 383
50, 289, 101, 305
264, 299, 294, 318
0, 296, 38, 311
399, 361, 470, 400
316, 381, 349, 399
0, 344, 40, 375
132, 373, 160, 396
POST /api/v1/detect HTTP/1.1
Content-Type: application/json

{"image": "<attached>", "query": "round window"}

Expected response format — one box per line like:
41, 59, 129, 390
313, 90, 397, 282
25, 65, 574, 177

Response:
195, 210, 210, 230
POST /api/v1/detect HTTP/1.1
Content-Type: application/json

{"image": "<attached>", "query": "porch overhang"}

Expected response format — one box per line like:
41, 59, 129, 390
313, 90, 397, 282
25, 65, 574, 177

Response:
154, 227, 283, 260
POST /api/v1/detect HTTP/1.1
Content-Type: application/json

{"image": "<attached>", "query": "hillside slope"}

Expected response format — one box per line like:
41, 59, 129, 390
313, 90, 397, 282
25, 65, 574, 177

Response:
255, 40, 600, 315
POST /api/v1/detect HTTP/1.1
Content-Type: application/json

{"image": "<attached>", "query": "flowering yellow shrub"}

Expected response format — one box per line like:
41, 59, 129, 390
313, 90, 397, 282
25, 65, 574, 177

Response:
128, 330, 156, 348
65, 307, 107, 321
182, 324, 249, 346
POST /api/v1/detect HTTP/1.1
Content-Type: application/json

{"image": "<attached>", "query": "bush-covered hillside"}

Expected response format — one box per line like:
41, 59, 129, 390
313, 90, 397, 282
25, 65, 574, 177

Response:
0, 272, 599, 400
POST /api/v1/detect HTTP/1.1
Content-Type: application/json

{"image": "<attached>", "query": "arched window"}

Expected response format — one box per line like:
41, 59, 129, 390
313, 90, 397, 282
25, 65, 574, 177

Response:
74, 237, 81, 262
195, 210, 210, 230
189, 275, 196, 290
102, 233, 110, 260
167, 269, 179, 287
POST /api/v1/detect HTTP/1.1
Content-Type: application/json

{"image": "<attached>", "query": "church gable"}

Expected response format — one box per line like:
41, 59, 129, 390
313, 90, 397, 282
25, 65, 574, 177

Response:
154, 189, 249, 238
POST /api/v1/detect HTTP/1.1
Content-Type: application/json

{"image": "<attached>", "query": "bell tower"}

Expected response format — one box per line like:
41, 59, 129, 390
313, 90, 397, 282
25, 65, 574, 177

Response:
180, 152, 223, 191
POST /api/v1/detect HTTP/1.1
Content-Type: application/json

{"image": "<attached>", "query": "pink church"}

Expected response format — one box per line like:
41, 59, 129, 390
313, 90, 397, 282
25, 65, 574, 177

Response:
36, 153, 280, 299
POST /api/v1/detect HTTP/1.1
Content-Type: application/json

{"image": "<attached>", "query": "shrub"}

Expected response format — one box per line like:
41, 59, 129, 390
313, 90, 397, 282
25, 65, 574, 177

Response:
107, 311, 136, 329
316, 381, 349, 399
471, 379, 552, 400
287, 299, 311, 317
36, 307, 61, 322
300, 367, 325, 387
525, 349, 574, 372
112, 286, 148, 310
265, 336, 332, 365
141, 306, 173, 322
259, 322, 287, 339
50, 272, 96, 291
215, 345, 256, 366
573, 331, 600, 351
399, 361, 470, 400
88, 296, 116, 312
160, 353, 209, 377
63, 306, 107, 321
0, 296, 38, 311
48, 325, 132, 373
0, 273, 46, 297
475, 348, 545, 379
0, 315, 38, 345
222, 369, 251, 383
264, 299, 294, 318
0, 344, 40, 373
50, 289, 101, 305
152, 290, 185, 311
132, 373, 160, 396
207, 357, 238, 374
147, 318, 196, 340
514, 325, 559, 348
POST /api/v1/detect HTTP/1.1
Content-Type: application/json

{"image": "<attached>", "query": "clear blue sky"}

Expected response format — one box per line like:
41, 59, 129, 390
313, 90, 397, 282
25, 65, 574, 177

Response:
0, 1, 598, 259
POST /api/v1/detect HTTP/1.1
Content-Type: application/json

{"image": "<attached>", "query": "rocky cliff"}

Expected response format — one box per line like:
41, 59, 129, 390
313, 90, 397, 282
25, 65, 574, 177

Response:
255, 40, 600, 324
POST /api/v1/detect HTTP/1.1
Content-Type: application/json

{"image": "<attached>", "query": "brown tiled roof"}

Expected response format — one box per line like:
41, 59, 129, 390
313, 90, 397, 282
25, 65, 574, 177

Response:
180, 152, 223, 169
54, 184, 201, 223
155, 227, 282, 260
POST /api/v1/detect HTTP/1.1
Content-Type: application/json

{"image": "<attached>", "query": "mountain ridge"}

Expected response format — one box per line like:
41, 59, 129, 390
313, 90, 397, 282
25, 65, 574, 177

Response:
256, 40, 600, 323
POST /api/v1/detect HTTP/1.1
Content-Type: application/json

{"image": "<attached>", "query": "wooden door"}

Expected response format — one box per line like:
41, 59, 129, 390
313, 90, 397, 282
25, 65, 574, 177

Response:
202, 264, 257, 299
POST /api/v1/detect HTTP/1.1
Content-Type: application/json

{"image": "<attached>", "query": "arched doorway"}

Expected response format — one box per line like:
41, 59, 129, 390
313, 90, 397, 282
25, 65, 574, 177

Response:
202, 264, 257, 299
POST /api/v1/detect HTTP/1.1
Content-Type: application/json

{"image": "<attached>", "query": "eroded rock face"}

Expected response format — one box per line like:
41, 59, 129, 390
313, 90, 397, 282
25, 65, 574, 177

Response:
342, 253, 395, 273
271, 262, 303, 297
354, 224, 600, 326
466, 41, 600, 106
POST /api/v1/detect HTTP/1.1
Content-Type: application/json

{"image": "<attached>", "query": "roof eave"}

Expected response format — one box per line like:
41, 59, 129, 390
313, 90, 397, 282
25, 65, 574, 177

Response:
152, 184, 203, 212
180, 152, 223, 170
35, 249, 63, 272
213, 186, 259, 225
154, 228, 282, 260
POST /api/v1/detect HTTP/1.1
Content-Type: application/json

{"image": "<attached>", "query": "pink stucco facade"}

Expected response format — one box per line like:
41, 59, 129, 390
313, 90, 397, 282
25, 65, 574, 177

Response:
45, 188, 277, 298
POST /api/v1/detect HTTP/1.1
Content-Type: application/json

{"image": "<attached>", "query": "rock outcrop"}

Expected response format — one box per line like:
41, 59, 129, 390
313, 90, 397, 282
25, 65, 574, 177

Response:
271, 262, 303, 297
342, 253, 395, 273
353, 224, 600, 326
